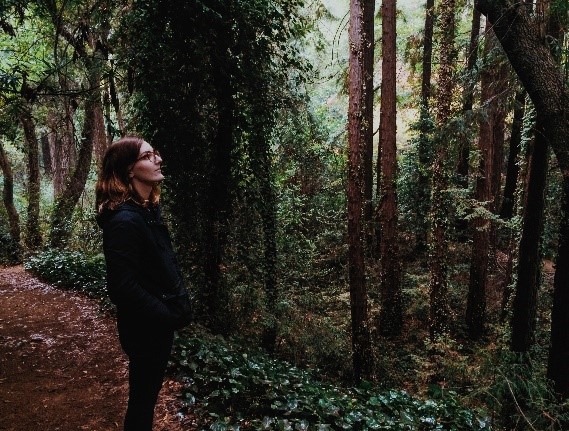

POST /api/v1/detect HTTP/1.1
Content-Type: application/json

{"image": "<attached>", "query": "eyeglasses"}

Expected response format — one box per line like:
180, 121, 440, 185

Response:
135, 150, 161, 163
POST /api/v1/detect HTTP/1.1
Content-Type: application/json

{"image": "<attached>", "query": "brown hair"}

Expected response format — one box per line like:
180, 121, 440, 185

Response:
95, 136, 160, 212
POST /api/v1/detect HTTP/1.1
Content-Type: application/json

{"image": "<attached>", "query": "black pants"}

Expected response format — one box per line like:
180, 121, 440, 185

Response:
120, 328, 174, 431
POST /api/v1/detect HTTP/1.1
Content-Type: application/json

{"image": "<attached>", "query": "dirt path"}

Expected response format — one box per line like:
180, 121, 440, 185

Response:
0, 265, 193, 431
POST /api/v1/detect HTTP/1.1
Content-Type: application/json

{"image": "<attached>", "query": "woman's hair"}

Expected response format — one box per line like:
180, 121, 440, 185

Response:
95, 136, 160, 212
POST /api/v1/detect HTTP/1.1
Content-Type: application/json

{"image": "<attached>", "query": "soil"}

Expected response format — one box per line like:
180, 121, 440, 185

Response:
0, 265, 195, 431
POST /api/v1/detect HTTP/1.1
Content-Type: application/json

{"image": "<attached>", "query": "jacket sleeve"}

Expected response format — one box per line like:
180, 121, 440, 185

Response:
103, 214, 182, 329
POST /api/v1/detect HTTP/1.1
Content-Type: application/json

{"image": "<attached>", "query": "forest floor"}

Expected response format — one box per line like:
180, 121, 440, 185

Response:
0, 265, 195, 431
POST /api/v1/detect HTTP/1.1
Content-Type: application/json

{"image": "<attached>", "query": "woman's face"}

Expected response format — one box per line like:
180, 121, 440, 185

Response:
130, 141, 164, 187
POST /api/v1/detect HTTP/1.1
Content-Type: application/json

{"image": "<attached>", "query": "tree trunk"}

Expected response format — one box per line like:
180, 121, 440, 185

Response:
456, 8, 481, 186
47, 105, 76, 198
109, 59, 125, 134
415, 0, 435, 252
377, 0, 401, 337
363, 0, 374, 252
20, 106, 42, 250
93, 100, 108, 167
258, 143, 278, 353
510, 124, 549, 353
41, 134, 52, 177
547, 176, 569, 397
49, 61, 101, 248
500, 89, 526, 220
429, 0, 456, 340
0, 140, 21, 247
465, 26, 507, 340
348, 0, 374, 381
203, 12, 235, 334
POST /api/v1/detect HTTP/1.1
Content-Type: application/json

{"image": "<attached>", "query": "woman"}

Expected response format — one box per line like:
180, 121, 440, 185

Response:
96, 136, 192, 431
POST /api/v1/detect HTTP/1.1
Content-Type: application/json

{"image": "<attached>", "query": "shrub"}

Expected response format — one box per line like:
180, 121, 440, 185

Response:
172, 329, 492, 431
25, 248, 108, 300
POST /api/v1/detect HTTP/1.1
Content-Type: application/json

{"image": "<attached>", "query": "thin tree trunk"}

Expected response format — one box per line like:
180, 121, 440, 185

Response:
20, 106, 42, 250
500, 90, 526, 219
500, 104, 535, 321
348, 0, 374, 381
41, 134, 52, 177
510, 124, 549, 353
465, 27, 507, 340
109, 60, 125, 134
363, 0, 374, 252
416, 0, 435, 252
258, 141, 278, 353
377, 0, 401, 337
429, 0, 456, 340
0, 140, 21, 248
93, 100, 108, 166
456, 8, 481, 185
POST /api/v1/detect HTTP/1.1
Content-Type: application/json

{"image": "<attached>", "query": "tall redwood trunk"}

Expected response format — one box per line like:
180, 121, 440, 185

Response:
429, 0, 456, 339
465, 27, 507, 340
363, 0, 374, 251
377, 0, 401, 337
416, 0, 435, 252
347, 0, 374, 381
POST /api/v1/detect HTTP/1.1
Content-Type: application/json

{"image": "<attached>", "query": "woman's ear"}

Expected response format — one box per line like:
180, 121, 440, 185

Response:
128, 171, 134, 178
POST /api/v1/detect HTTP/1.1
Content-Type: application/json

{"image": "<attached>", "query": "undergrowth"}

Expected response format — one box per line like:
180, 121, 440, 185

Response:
24, 248, 569, 430
171, 328, 492, 431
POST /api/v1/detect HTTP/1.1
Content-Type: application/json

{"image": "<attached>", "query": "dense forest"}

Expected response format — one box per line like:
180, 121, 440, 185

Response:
2, 0, 569, 429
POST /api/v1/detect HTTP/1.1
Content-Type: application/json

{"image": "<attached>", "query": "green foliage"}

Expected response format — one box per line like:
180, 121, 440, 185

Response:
0, 222, 20, 264
482, 350, 569, 431
172, 329, 492, 430
24, 248, 107, 298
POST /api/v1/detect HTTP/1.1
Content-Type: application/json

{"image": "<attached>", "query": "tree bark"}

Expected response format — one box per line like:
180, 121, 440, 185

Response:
510, 124, 549, 352
456, 8, 481, 186
377, 0, 401, 337
0, 140, 21, 248
20, 106, 42, 250
465, 26, 508, 340
415, 0, 435, 252
500, 89, 526, 220
348, 0, 374, 381
429, 0, 456, 340
363, 0, 374, 252
547, 176, 569, 397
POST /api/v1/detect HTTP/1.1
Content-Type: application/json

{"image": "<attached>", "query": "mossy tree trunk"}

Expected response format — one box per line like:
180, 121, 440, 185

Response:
0, 140, 21, 249
415, 0, 435, 253
429, 0, 456, 340
465, 26, 509, 340
377, 0, 401, 338
20, 98, 42, 250
347, 0, 374, 381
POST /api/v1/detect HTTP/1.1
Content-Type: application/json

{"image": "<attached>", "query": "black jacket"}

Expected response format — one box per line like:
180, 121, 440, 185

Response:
97, 201, 191, 340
